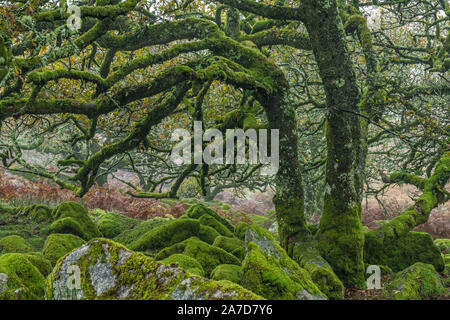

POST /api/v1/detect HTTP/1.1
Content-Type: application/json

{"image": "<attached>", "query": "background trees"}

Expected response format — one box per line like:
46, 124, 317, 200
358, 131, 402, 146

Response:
0, 0, 448, 288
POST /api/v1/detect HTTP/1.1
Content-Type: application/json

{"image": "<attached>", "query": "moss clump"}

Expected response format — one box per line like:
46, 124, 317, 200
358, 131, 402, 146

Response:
91, 209, 140, 239
242, 225, 326, 300
198, 225, 220, 244
211, 264, 242, 284
234, 222, 250, 240
129, 219, 200, 252
22, 253, 52, 277
42, 233, 86, 266
199, 214, 234, 238
0, 253, 46, 300
434, 239, 450, 254
46, 238, 262, 300
50, 202, 102, 241
364, 231, 445, 272
213, 236, 245, 260
113, 217, 169, 246
183, 203, 234, 233
385, 262, 445, 300
293, 243, 344, 300
25, 204, 53, 223
162, 254, 205, 276
0, 235, 33, 254
156, 237, 241, 276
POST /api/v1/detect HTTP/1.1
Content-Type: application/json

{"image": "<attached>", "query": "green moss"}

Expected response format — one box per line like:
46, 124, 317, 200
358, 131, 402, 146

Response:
22, 253, 52, 277
199, 214, 234, 238
46, 238, 262, 300
211, 264, 242, 284
161, 254, 205, 276
242, 225, 326, 300
0, 235, 33, 254
183, 203, 234, 233
113, 217, 169, 246
42, 233, 86, 266
434, 239, 450, 254
198, 225, 220, 244
293, 243, 344, 300
25, 204, 53, 223
91, 209, 140, 239
385, 263, 445, 300
50, 202, 102, 240
364, 231, 445, 272
213, 236, 245, 260
156, 237, 241, 276
0, 253, 46, 300
129, 219, 200, 252
234, 222, 250, 240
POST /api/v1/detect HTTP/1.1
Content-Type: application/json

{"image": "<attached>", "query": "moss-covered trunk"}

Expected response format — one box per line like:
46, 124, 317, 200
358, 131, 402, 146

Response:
263, 91, 310, 256
302, 0, 365, 288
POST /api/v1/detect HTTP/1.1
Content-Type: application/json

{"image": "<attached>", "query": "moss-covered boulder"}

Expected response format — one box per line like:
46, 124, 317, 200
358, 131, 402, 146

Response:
364, 231, 445, 272
22, 253, 52, 277
0, 253, 46, 299
113, 217, 169, 247
234, 222, 250, 240
183, 204, 234, 233
46, 238, 263, 300
92, 209, 140, 239
199, 214, 234, 238
25, 204, 53, 223
162, 254, 205, 276
211, 264, 242, 284
198, 225, 220, 244
293, 243, 345, 300
241, 225, 326, 300
42, 233, 86, 266
213, 236, 245, 260
0, 235, 33, 254
49, 202, 101, 241
129, 219, 200, 252
156, 237, 241, 276
434, 239, 450, 254
385, 262, 445, 300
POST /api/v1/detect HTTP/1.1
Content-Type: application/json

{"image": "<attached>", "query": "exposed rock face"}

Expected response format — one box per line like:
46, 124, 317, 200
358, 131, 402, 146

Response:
384, 262, 446, 300
47, 238, 263, 300
241, 225, 327, 300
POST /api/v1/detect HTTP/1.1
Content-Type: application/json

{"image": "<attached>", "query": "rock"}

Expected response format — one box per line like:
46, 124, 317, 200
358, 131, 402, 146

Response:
364, 231, 445, 272
0, 235, 33, 254
210, 264, 242, 284
92, 209, 140, 239
198, 225, 220, 244
46, 238, 263, 300
22, 253, 52, 277
385, 262, 445, 300
213, 236, 245, 260
42, 233, 86, 265
49, 202, 102, 241
161, 254, 205, 276
183, 204, 234, 233
434, 238, 450, 254
234, 222, 250, 240
293, 243, 345, 300
241, 225, 326, 300
0, 253, 46, 299
129, 219, 200, 252
155, 237, 241, 276
113, 217, 169, 246
199, 214, 234, 238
